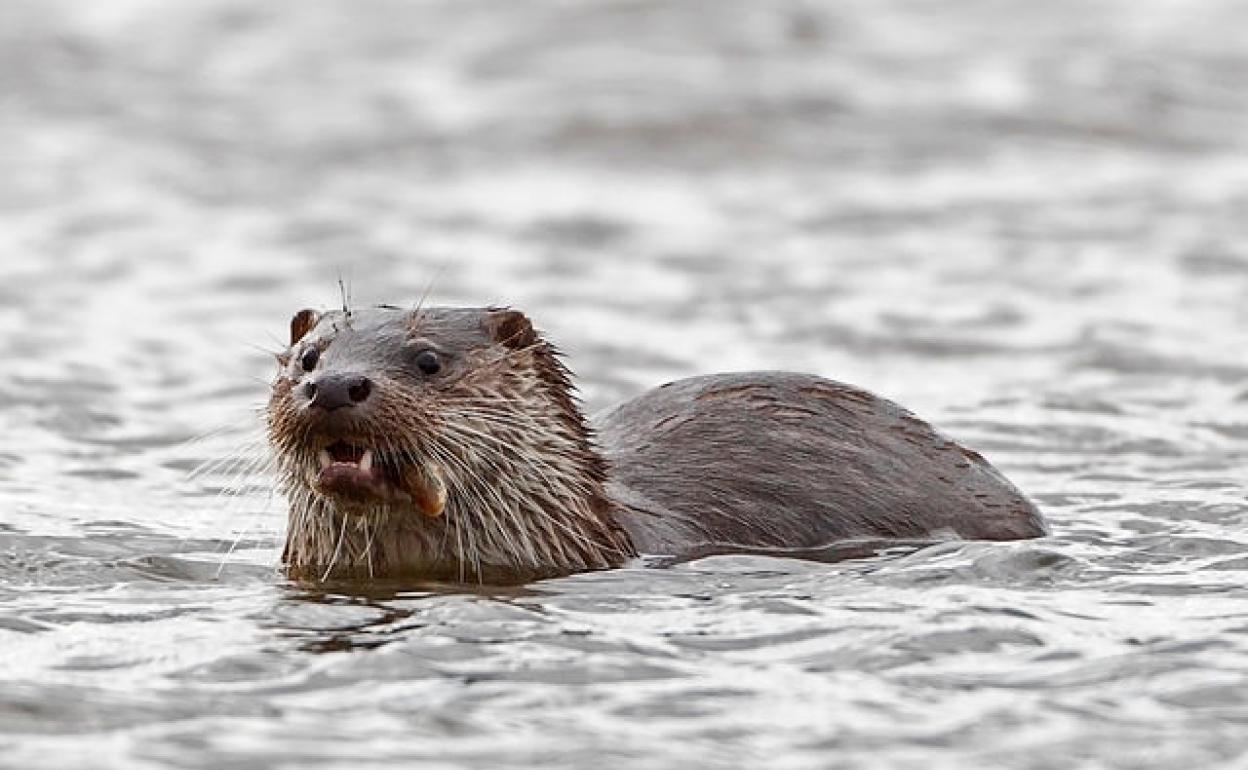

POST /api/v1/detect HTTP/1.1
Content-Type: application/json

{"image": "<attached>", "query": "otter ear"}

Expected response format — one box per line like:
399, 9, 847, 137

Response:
289, 308, 321, 345
483, 309, 538, 349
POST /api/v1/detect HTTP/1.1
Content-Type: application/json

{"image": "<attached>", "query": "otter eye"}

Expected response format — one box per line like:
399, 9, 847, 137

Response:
299, 347, 320, 372
414, 350, 441, 376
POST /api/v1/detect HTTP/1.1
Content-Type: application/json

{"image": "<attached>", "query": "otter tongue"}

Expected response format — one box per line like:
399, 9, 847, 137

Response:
313, 444, 444, 514
315, 448, 385, 500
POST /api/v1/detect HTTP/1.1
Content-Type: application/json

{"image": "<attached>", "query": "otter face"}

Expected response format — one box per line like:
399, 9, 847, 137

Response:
267, 305, 544, 520
268, 304, 628, 580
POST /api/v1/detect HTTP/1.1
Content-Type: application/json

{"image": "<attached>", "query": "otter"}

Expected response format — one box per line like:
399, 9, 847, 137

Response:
267, 305, 1046, 582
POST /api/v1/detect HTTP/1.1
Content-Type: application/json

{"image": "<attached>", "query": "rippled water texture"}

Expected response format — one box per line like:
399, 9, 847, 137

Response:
4, 1, 1248, 767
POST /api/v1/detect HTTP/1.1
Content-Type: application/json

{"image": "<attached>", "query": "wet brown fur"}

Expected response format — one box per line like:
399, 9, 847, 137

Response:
268, 307, 632, 582
267, 305, 1046, 583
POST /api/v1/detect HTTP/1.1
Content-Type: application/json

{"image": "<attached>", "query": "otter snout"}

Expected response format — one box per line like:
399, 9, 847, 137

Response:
304, 373, 373, 412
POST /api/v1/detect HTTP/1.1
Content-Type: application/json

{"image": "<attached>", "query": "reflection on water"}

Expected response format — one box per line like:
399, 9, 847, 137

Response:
3, 0, 1248, 767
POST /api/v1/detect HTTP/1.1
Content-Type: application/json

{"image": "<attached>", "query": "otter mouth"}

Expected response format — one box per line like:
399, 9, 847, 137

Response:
310, 440, 447, 517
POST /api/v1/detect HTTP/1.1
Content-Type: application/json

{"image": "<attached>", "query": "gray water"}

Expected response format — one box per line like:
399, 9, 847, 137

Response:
4, 1, 1248, 767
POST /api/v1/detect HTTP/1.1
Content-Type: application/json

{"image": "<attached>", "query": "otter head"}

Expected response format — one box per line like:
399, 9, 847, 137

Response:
267, 305, 632, 581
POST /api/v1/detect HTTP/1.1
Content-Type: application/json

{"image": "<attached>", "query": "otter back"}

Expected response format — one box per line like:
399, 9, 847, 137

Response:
595, 371, 1046, 557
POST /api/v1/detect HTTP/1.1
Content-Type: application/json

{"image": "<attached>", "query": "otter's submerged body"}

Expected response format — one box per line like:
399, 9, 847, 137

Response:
267, 306, 1045, 582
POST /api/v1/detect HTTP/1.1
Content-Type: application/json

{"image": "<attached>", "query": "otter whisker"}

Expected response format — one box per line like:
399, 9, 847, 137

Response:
362, 513, 376, 579
436, 420, 597, 499
424, 438, 540, 570
321, 513, 349, 582
426, 428, 624, 568
423, 435, 545, 562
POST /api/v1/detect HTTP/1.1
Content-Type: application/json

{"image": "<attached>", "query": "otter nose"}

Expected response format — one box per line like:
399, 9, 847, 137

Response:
304, 374, 372, 411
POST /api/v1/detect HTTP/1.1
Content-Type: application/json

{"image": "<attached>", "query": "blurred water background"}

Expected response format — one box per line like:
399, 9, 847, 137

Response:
3, 1, 1248, 767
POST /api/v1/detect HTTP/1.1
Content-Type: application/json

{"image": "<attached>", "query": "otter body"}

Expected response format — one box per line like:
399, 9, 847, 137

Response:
599, 372, 1043, 556
267, 305, 1045, 582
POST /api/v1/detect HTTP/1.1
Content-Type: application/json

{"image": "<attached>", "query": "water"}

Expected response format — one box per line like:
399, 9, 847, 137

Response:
3, 0, 1248, 767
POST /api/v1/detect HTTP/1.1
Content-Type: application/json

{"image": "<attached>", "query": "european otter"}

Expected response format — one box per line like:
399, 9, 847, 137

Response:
267, 305, 1045, 582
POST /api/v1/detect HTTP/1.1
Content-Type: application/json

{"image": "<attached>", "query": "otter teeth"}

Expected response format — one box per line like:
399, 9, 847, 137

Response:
317, 448, 375, 471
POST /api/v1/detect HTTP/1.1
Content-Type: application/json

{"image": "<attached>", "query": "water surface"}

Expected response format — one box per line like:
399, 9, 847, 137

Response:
3, 1, 1248, 767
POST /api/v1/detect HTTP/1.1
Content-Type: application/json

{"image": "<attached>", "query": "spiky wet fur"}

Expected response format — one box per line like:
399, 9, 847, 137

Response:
267, 312, 635, 583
